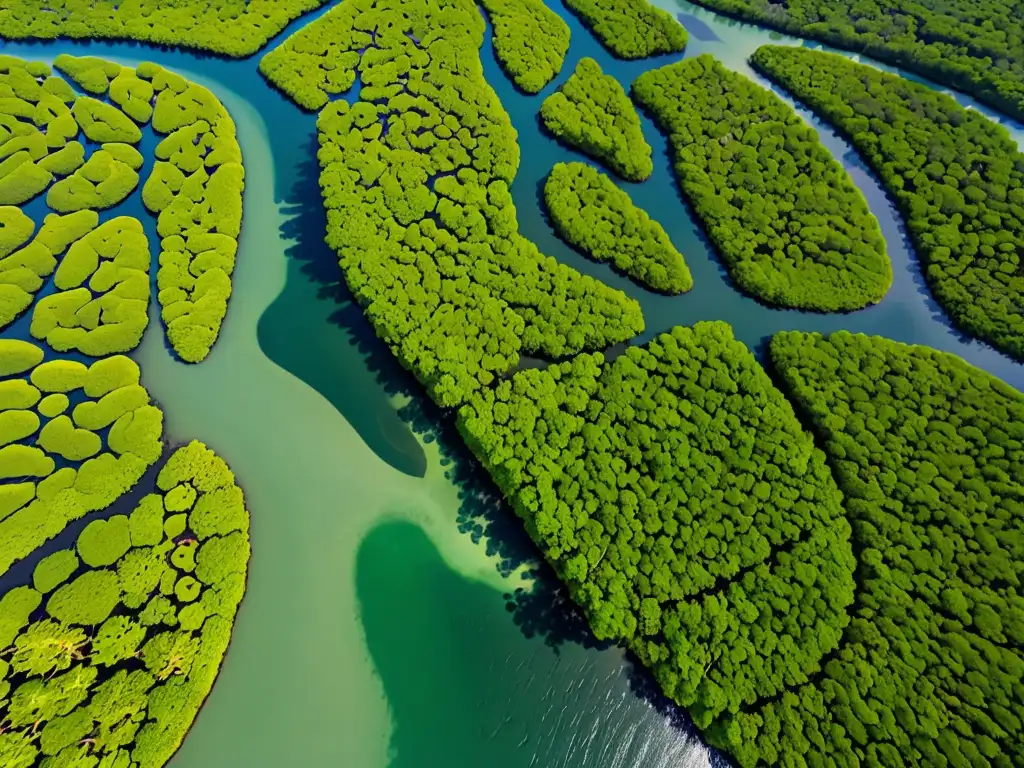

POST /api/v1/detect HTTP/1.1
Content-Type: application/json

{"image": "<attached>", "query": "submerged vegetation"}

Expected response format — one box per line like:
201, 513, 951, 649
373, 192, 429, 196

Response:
633, 54, 892, 311
563, 0, 687, 58
0, 55, 251, 768
480, 0, 570, 93
753, 45, 1024, 360
261, 0, 644, 408
690, 0, 1024, 122
544, 162, 691, 293
540, 57, 653, 182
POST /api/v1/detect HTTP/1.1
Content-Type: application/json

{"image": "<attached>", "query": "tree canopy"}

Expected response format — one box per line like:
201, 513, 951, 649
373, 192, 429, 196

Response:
0, 440, 250, 768
753, 45, 1024, 360
540, 57, 653, 182
479, 0, 570, 93
0, 0, 325, 57
261, 0, 644, 408
544, 162, 692, 293
458, 321, 854, 730
562, 0, 687, 58
632, 54, 892, 311
690, 0, 1024, 122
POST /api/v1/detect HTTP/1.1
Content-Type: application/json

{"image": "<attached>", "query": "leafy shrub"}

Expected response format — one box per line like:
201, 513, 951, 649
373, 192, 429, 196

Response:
633, 54, 892, 311
540, 57, 652, 181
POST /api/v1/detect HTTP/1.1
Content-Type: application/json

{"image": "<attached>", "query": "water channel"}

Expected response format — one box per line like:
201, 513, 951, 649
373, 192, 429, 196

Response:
2, 0, 1021, 765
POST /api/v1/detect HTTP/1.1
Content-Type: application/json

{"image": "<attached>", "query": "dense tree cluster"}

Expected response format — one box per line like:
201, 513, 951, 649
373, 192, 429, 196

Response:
479, 0, 570, 93
458, 321, 855, 727
30, 217, 150, 356
753, 46, 1024, 360
53, 56, 245, 364
540, 57, 652, 182
0, 0, 324, 57
0, 54, 243, 363
696, 330, 1024, 768
260, 0, 644, 407
0, 343, 163, 578
544, 162, 692, 293
0, 440, 250, 768
690, 0, 1024, 123
562, 0, 687, 58
632, 54, 892, 311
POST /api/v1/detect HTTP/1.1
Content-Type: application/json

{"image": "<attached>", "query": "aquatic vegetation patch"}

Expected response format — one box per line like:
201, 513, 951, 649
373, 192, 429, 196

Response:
0, 54, 245, 363
479, 0, 570, 93
708, 331, 1024, 768
0, 343, 163, 577
458, 321, 855, 727
0, 440, 250, 768
632, 54, 892, 312
0, 0, 328, 57
689, 0, 1024, 122
563, 0, 687, 59
261, 0, 644, 408
544, 162, 691, 293
753, 45, 1024, 360
540, 57, 652, 182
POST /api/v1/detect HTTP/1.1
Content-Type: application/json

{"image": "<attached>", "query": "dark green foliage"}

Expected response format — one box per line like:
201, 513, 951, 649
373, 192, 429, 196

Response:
479, 0, 570, 93
753, 45, 1024, 360
0, 0, 325, 57
540, 57, 652, 182
261, 0, 644, 407
702, 330, 1024, 768
458, 321, 854, 727
689, 0, 1024, 122
544, 162, 692, 293
632, 54, 892, 311
563, 0, 687, 58
0, 440, 250, 768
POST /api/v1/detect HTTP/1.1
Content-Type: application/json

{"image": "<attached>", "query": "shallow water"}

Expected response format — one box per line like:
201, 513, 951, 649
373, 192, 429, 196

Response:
2, 0, 1022, 765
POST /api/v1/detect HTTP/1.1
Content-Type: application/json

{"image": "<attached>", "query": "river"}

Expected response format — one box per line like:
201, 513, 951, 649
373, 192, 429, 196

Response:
2, 0, 1021, 765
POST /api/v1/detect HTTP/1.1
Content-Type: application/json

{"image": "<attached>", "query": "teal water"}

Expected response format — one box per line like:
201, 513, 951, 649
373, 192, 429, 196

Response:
2, 0, 1022, 765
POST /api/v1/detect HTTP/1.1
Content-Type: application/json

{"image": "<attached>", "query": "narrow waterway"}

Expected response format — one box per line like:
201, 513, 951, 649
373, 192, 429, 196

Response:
2, 0, 1021, 764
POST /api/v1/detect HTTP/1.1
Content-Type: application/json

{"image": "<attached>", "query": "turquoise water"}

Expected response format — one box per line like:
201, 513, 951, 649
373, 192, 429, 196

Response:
2, 0, 1022, 765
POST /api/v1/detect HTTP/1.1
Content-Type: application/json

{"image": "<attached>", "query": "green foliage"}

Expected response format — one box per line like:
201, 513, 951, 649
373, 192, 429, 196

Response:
544, 162, 692, 293
458, 321, 854, 726
540, 57, 652, 181
46, 569, 120, 626
262, 0, 644, 407
0, 441, 250, 768
753, 45, 1024, 360
0, 0, 327, 58
0, 348, 163, 577
690, 0, 1024, 122
71, 98, 142, 144
563, 0, 686, 58
31, 217, 150, 356
46, 149, 140, 212
0, 155, 52, 205
632, 54, 892, 311
53, 55, 121, 95
37, 393, 68, 418
707, 330, 1024, 768
32, 549, 78, 593
0, 205, 34, 256
479, 0, 569, 93
0, 339, 43, 375
77, 515, 131, 567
